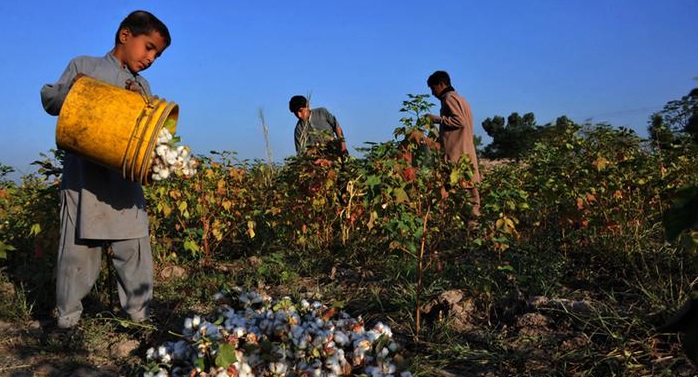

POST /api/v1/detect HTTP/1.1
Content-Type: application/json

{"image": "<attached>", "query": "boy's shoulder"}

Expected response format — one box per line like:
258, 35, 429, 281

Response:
68, 54, 107, 64
313, 107, 331, 115
66, 54, 123, 78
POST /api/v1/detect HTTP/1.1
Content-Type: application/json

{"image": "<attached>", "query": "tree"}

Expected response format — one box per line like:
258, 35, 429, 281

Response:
648, 113, 677, 150
648, 87, 698, 147
536, 116, 579, 143
685, 88, 698, 143
482, 112, 539, 160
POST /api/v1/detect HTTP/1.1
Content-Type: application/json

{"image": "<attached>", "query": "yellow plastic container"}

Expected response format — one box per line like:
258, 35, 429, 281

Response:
55, 76, 179, 185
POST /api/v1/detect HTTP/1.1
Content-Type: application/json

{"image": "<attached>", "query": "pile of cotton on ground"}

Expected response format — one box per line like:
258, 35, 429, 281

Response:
150, 127, 197, 181
144, 288, 412, 377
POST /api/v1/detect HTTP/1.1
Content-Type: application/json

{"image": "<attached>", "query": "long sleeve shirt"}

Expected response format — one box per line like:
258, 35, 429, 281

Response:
40, 52, 152, 240
437, 89, 481, 183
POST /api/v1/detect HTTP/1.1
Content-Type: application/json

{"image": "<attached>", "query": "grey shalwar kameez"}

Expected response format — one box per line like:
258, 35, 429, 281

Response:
41, 52, 154, 328
294, 107, 340, 154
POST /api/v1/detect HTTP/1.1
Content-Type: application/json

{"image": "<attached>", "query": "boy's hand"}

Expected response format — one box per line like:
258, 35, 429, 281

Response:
125, 79, 143, 93
427, 114, 440, 123
70, 73, 87, 88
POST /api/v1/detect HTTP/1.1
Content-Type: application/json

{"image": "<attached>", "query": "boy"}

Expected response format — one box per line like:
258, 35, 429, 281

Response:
426, 70, 481, 217
289, 95, 348, 156
40, 10, 171, 329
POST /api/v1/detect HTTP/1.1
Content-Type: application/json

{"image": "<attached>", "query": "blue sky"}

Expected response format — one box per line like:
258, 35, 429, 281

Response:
1, 1, 696, 178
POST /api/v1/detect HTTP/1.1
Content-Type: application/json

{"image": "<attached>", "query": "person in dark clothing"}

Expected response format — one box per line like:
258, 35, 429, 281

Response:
289, 95, 348, 156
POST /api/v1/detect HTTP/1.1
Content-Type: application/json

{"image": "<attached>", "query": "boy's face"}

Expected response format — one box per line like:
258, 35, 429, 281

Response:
294, 106, 311, 121
115, 28, 167, 73
429, 82, 447, 98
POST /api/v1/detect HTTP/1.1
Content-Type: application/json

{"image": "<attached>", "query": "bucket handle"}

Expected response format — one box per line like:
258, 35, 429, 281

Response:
121, 97, 161, 183
137, 99, 177, 183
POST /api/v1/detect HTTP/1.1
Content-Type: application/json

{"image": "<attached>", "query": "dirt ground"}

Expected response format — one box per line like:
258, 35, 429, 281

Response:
1, 266, 696, 377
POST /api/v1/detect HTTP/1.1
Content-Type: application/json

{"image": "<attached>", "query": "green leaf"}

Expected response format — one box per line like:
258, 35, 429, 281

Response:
0, 241, 16, 259
183, 240, 200, 253
29, 223, 41, 237
194, 356, 205, 371
178, 201, 188, 212
365, 175, 381, 189
393, 187, 409, 203
449, 168, 461, 186
215, 343, 237, 368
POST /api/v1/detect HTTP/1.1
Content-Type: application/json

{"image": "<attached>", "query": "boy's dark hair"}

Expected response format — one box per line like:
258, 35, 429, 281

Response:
115, 10, 171, 48
427, 70, 451, 87
289, 95, 309, 113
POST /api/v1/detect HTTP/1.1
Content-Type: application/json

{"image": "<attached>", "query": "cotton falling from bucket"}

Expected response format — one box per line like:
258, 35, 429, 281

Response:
150, 127, 198, 181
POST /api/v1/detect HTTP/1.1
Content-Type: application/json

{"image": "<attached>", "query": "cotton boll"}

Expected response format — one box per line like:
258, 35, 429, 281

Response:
378, 360, 397, 374
233, 326, 246, 337
269, 361, 287, 375
146, 347, 156, 360
145, 288, 412, 377
160, 353, 171, 364
192, 315, 201, 328
156, 144, 169, 156
333, 331, 349, 347
150, 127, 197, 181
153, 368, 169, 377
172, 340, 192, 360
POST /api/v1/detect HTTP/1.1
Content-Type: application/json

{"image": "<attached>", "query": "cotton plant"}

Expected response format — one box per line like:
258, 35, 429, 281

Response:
143, 287, 413, 377
150, 125, 198, 181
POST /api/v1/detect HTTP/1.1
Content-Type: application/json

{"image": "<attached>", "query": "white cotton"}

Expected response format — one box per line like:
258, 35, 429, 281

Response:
143, 288, 413, 377
149, 128, 197, 181
192, 315, 201, 328
233, 326, 246, 337
156, 144, 169, 156
161, 353, 171, 364
269, 361, 287, 374
146, 347, 156, 360
333, 331, 350, 347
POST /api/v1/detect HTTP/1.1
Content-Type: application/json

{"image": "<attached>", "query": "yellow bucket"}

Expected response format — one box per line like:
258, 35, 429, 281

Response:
55, 76, 178, 185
